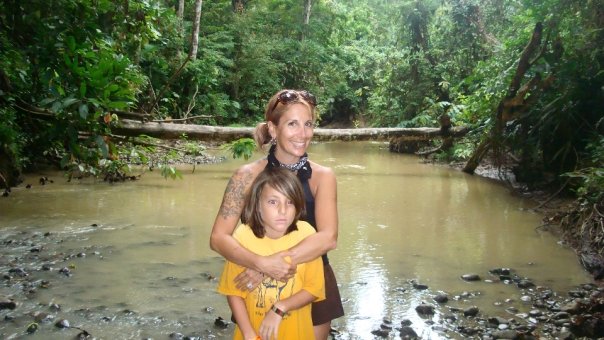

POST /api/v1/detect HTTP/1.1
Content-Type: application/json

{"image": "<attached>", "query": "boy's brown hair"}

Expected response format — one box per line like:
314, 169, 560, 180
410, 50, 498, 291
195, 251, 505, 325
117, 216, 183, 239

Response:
241, 167, 306, 238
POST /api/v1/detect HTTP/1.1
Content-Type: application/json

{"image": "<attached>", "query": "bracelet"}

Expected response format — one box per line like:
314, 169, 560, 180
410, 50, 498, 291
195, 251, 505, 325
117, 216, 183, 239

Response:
270, 304, 286, 317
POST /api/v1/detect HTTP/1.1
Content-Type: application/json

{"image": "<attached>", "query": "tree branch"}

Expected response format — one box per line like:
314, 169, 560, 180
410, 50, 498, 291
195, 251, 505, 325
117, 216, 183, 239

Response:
509, 22, 543, 96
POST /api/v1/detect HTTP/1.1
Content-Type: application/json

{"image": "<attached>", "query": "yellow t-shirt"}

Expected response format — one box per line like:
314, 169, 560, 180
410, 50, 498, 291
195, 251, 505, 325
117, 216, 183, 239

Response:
217, 221, 325, 340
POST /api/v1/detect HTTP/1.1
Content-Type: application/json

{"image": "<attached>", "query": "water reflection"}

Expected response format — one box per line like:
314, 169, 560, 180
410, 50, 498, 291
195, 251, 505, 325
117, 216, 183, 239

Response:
0, 141, 592, 339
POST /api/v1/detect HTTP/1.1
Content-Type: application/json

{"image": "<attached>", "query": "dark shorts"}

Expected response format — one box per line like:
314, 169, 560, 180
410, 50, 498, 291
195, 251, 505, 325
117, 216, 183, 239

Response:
312, 263, 344, 325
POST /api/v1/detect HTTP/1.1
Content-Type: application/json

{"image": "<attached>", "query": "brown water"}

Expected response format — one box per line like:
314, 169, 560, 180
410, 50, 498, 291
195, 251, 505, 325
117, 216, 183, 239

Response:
0, 141, 592, 339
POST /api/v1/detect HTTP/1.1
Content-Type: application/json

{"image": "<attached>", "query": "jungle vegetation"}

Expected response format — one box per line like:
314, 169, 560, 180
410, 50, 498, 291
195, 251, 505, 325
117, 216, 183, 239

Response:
0, 0, 602, 208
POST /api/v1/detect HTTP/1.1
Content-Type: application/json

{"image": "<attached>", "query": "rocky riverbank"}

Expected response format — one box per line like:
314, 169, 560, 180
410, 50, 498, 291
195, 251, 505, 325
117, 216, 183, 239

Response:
1, 220, 603, 339
357, 270, 604, 339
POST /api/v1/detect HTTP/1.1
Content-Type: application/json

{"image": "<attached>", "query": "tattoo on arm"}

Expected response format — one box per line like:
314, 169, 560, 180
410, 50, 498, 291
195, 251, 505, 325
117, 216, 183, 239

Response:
219, 170, 254, 219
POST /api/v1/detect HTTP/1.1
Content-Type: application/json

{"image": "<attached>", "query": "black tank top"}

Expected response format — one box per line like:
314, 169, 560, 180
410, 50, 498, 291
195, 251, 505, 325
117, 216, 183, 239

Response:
299, 176, 328, 264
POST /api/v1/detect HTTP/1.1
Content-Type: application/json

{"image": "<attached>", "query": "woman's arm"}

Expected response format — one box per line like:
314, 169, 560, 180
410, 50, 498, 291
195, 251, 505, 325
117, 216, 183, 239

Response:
210, 165, 260, 269
227, 295, 258, 340
288, 165, 338, 264
209, 164, 295, 281
259, 290, 318, 340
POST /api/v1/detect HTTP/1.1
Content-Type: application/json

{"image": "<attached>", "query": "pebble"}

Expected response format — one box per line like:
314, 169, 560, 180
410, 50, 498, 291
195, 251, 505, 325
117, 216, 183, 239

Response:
371, 328, 389, 337
488, 316, 509, 325
0, 300, 17, 310
529, 309, 542, 317
58, 267, 71, 276
213, 316, 229, 329
27, 322, 39, 334
55, 319, 70, 328
505, 306, 518, 314
491, 329, 519, 339
400, 326, 418, 338
434, 293, 448, 303
412, 281, 429, 290
461, 273, 481, 281
463, 306, 479, 317
415, 303, 435, 315
490, 268, 512, 276
517, 279, 535, 288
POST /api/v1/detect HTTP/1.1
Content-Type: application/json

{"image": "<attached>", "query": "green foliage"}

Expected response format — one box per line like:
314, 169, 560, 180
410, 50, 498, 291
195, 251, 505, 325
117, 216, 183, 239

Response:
0, 29, 27, 170
160, 163, 183, 180
434, 143, 474, 163
44, 33, 145, 178
224, 138, 256, 160
0, 107, 23, 169
0, 0, 601, 195
563, 135, 604, 203
182, 142, 205, 157
398, 98, 466, 128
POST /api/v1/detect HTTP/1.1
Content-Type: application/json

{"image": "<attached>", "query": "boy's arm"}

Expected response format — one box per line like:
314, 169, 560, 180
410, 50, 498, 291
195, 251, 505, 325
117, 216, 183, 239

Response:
259, 290, 318, 340
227, 295, 258, 340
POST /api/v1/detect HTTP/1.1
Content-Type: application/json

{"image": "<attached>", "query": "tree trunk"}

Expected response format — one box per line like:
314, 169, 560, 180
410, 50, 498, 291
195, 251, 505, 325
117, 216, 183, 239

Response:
230, 0, 247, 101
301, 0, 312, 40
189, 0, 202, 60
232, 0, 246, 13
112, 119, 468, 143
0, 148, 20, 190
303, 0, 312, 25
176, 0, 184, 19
463, 22, 547, 174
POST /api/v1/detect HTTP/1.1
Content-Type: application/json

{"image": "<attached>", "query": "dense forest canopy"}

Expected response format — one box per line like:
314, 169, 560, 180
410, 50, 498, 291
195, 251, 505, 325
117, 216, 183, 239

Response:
0, 0, 602, 202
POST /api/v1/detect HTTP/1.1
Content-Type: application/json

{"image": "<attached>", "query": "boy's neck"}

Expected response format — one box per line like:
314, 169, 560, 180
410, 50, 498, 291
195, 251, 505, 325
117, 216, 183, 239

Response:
264, 229, 286, 239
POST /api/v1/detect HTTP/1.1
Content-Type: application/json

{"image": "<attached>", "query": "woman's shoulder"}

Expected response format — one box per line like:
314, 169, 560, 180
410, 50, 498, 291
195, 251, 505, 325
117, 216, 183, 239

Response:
231, 158, 268, 179
308, 160, 335, 178
308, 160, 336, 190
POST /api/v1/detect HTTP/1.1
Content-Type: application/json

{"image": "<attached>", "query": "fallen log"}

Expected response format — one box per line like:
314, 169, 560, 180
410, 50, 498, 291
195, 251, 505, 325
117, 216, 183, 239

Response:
112, 119, 469, 143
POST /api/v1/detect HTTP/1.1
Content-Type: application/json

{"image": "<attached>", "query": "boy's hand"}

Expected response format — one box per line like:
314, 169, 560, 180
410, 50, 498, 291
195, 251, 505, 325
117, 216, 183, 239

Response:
259, 307, 284, 340
243, 331, 259, 340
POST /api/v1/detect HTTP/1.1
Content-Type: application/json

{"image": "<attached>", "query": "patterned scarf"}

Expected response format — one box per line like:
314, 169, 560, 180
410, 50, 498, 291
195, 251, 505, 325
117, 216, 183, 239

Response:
266, 144, 312, 181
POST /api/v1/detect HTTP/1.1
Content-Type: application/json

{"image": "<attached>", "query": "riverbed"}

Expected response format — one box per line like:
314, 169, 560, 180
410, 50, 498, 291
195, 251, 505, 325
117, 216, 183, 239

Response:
0, 141, 595, 339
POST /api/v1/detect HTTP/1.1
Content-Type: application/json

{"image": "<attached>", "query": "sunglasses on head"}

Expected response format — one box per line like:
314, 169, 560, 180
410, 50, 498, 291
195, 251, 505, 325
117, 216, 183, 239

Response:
270, 90, 317, 113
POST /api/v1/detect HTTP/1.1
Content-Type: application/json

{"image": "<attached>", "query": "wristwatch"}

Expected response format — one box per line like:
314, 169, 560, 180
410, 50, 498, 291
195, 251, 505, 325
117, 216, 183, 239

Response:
270, 304, 286, 317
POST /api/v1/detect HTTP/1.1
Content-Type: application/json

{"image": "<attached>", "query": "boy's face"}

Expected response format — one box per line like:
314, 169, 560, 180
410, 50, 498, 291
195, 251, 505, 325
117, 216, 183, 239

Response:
259, 185, 296, 239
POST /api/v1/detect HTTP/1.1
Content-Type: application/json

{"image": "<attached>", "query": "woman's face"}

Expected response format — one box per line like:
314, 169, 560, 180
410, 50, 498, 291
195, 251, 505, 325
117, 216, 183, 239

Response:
269, 103, 314, 164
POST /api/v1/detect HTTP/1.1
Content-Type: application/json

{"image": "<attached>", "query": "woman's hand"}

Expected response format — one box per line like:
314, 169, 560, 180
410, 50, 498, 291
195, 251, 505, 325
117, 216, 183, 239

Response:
259, 307, 283, 340
258, 251, 296, 282
234, 268, 264, 291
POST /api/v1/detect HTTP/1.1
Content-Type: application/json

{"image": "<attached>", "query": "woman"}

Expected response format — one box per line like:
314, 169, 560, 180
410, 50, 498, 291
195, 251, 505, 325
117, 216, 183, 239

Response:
210, 89, 344, 339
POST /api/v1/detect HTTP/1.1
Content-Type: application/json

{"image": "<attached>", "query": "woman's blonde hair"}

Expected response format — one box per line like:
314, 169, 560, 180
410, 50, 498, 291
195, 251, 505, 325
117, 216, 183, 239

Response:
253, 89, 318, 149
241, 167, 306, 238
